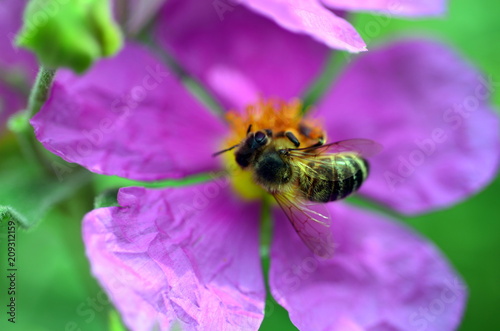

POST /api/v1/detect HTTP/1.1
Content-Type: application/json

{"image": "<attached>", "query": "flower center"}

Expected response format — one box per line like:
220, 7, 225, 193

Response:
220, 99, 325, 200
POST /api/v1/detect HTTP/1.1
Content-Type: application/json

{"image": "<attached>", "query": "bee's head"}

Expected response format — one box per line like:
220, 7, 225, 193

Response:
245, 131, 268, 149
235, 130, 271, 168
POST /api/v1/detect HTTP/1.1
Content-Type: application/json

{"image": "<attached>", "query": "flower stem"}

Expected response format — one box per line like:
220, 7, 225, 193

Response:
9, 66, 56, 176
26, 66, 56, 118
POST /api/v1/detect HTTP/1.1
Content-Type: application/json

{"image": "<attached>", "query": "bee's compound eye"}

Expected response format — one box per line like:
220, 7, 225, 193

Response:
255, 131, 267, 145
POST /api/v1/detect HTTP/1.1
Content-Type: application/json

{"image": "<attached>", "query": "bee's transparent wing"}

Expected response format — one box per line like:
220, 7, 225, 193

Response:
290, 138, 382, 158
273, 191, 334, 258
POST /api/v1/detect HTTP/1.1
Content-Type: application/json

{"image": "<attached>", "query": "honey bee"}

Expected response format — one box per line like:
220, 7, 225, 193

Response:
214, 123, 381, 258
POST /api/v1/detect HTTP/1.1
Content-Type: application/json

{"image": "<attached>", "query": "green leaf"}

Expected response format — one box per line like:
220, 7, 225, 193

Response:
259, 255, 298, 331
0, 154, 91, 228
0, 202, 108, 330
16, 0, 123, 73
109, 310, 127, 331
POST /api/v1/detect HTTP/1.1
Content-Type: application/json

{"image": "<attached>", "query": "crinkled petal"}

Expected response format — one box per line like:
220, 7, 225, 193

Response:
83, 183, 265, 331
0, 0, 37, 126
314, 39, 500, 214
322, 0, 446, 16
239, 0, 366, 52
31, 43, 227, 180
270, 203, 466, 331
155, 0, 330, 110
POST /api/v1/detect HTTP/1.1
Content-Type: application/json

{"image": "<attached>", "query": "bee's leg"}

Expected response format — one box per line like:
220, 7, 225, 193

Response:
285, 131, 300, 148
310, 136, 325, 148
308, 138, 325, 148
297, 137, 325, 151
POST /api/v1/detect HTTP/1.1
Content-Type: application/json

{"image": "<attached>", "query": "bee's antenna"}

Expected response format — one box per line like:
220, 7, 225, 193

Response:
246, 124, 252, 134
212, 144, 240, 157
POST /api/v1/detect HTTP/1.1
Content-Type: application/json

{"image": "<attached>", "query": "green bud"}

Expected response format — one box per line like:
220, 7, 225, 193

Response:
7, 110, 31, 134
16, 0, 123, 73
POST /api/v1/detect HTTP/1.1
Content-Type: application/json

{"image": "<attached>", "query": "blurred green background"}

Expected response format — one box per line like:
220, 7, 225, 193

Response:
0, 0, 499, 330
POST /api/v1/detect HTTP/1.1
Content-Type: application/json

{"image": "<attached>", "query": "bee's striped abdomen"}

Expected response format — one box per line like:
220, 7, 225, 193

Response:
299, 154, 369, 203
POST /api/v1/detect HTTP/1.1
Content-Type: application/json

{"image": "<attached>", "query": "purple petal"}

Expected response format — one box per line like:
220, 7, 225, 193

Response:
314, 39, 500, 214
270, 203, 466, 330
0, 0, 37, 126
155, 0, 330, 110
0, 0, 37, 71
322, 0, 446, 16
31, 43, 228, 180
83, 183, 265, 330
239, 0, 366, 52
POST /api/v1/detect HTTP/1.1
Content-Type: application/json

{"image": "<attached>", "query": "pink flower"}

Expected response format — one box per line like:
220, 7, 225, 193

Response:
30, 2, 498, 330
